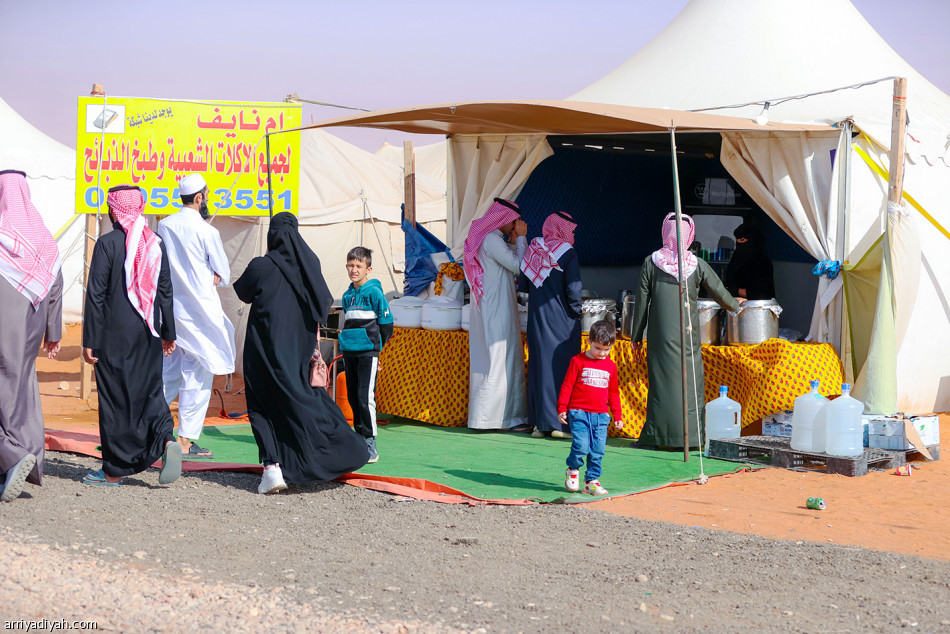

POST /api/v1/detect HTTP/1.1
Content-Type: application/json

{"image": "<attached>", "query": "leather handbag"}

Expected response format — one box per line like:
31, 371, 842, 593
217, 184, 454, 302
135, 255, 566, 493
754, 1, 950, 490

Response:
310, 327, 329, 389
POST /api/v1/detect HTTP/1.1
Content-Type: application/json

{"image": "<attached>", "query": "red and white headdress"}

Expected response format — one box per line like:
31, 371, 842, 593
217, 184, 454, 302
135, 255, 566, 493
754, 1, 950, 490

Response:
520, 212, 576, 287
462, 198, 521, 305
108, 186, 162, 337
0, 170, 62, 308
651, 212, 697, 281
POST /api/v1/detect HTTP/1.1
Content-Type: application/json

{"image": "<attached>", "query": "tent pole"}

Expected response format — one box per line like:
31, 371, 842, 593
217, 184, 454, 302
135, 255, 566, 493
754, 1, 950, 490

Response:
404, 141, 416, 227
79, 212, 98, 400
835, 121, 853, 355
265, 133, 274, 218
670, 126, 690, 462
887, 79, 908, 206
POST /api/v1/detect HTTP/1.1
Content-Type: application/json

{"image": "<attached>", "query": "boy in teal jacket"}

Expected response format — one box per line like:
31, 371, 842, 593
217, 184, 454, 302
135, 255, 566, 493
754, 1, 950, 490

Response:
340, 247, 393, 463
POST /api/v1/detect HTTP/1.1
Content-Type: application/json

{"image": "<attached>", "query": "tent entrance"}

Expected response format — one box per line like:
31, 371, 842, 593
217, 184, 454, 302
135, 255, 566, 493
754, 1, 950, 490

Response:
513, 132, 817, 336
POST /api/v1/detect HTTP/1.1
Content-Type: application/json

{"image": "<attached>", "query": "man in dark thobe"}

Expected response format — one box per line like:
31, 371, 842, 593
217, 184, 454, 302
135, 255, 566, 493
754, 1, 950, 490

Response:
519, 212, 583, 437
0, 170, 63, 502
81, 185, 181, 486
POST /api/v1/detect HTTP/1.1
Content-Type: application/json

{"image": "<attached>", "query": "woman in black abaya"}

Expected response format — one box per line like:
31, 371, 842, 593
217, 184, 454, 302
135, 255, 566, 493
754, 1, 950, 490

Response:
724, 222, 775, 301
234, 213, 368, 494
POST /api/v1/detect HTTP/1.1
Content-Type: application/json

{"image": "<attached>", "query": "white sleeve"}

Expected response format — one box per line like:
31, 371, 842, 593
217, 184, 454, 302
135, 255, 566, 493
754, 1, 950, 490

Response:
205, 229, 231, 286
483, 233, 526, 275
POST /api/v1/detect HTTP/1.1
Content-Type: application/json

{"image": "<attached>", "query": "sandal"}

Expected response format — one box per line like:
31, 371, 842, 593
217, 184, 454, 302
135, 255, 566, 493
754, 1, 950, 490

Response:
184, 442, 214, 460
159, 442, 182, 485
82, 469, 121, 487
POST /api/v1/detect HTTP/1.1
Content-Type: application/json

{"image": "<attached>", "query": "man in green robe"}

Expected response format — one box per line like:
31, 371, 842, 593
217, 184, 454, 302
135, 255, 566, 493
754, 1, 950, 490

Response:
630, 213, 739, 448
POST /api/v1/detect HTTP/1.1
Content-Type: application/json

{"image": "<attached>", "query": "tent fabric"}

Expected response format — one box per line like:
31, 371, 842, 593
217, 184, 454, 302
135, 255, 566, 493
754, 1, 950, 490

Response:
376, 140, 448, 183
568, 0, 950, 413
448, 135, 553, 256
719, 130, 845, 345
298, 129, 445, 225
0, 97, 82, 322
569, 0, 950, 168
299, 100, 830, 137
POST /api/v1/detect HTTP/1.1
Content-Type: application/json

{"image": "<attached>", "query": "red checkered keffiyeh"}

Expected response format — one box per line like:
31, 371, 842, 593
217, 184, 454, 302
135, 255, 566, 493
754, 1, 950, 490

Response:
108, 186, 162, 337
0, 170, 62, 308
651, 212, 697, 281
520, 212, 576, 287
462, 198, 521, 306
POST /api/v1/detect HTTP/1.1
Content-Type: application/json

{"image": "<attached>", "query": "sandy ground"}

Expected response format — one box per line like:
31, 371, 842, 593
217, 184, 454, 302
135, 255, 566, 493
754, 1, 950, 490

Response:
5, 454, 950, 633
4, 324, 948, 631
590, 415, 950, 562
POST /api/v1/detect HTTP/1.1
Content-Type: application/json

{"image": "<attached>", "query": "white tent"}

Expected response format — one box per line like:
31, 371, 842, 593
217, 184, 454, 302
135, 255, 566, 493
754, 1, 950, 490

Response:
302, 0, 949, 413
215, 129, 447, 370
0, 97, 84, 322
376, 139, 448, 183
570, 0, 950, 413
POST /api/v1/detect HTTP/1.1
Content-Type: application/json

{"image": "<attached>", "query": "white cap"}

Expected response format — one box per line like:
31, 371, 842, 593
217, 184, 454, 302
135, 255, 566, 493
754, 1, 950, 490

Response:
179, 173, 207, 196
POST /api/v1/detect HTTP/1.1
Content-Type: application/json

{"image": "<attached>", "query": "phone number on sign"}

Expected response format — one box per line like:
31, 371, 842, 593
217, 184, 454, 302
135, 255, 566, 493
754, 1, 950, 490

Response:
83, 187, 292, 212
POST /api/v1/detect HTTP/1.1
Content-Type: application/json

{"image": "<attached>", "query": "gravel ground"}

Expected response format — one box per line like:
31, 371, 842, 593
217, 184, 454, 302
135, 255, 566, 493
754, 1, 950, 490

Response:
2, 453, 950, 633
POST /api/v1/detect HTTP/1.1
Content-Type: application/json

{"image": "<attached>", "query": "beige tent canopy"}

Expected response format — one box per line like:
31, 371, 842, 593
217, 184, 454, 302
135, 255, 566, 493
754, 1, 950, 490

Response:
291, 99, 831, 136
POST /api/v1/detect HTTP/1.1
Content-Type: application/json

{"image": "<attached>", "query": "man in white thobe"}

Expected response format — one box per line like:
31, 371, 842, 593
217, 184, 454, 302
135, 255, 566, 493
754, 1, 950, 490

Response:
463, 198, 529, 430
158, 174, 235, 458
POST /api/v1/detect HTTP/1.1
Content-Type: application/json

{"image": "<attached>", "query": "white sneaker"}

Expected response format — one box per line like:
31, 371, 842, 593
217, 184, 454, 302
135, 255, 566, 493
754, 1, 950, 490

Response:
258, 465, 288, 494
551, 430, 572, 439
565, 468, 580, 492
583, 479, 608, 496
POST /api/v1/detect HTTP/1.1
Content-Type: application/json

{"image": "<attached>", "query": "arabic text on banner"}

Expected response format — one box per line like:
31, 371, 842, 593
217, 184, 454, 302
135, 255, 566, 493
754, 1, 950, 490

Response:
76, 97, 302, 216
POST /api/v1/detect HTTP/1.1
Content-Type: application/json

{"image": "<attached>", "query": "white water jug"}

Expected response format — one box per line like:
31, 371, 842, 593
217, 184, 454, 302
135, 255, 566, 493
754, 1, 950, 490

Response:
790, 380, 829, 452
704, 386, 741, 456
824, 383, 864, 457
811, 404, 829, 454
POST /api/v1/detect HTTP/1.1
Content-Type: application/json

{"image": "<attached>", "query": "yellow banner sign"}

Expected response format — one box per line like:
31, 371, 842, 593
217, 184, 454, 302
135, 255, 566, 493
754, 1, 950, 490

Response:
76, 96, 301, 216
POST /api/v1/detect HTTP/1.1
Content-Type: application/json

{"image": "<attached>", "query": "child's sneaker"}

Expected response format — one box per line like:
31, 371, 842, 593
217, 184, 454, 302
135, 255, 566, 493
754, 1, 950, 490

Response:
366, 437, 379, 463
564, 468, 580, 492
583, 479, 608, 496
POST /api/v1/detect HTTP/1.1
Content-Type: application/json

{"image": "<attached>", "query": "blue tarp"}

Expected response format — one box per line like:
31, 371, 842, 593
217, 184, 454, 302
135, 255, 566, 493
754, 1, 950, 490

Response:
401, 206, 453, 296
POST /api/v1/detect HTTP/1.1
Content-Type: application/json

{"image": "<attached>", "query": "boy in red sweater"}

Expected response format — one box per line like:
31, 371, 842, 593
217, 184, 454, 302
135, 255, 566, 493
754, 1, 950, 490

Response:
557, 320, 622, 495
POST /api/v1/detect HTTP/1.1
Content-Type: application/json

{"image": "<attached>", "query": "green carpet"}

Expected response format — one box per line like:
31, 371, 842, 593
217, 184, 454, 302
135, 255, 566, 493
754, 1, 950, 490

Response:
197, 420, 755, 503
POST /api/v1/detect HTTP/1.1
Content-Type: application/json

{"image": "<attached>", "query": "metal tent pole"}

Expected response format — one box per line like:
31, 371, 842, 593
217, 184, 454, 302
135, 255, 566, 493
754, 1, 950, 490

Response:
670, 125, 690, 462
265, 133, 274, 217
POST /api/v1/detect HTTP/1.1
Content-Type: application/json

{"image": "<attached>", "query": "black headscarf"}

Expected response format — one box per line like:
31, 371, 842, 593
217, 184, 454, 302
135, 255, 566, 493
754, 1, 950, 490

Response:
265, 212, 332, 325
724, 222, 774, 299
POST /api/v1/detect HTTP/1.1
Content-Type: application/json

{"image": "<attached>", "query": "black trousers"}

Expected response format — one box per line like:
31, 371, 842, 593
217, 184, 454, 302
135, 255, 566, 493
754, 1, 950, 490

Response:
344, 355, 378, 439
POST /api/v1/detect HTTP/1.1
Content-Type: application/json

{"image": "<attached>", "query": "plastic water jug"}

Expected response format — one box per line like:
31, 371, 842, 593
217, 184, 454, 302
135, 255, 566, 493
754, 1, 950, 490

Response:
811, 404, 828, 453
790, 380, 829, 452
704, 386, 741, 456
824, 383, 864, 457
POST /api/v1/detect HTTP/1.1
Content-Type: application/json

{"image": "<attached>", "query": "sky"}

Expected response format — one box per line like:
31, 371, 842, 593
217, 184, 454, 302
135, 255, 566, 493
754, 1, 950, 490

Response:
1, 0, 948, 153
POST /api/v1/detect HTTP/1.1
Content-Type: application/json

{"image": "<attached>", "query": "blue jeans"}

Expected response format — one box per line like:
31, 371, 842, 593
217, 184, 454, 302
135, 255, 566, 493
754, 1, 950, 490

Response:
566, 409, 609, 481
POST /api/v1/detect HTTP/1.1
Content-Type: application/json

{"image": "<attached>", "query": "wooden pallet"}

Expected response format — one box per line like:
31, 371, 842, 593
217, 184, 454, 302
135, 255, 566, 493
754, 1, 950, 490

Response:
707, 435, 941, 477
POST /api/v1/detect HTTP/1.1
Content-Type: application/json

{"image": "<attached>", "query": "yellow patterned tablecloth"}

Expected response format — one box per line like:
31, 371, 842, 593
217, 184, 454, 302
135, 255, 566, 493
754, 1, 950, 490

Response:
377, 328, 844, 439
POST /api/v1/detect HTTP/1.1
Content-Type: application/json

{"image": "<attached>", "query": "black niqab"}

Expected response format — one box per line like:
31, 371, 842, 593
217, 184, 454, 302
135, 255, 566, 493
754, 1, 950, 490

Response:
266, 212, 332, 325
724, 222, 775, 300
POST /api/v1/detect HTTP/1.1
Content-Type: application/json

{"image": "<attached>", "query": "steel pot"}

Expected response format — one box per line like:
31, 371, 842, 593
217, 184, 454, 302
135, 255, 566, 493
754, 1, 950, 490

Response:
620, 296, 637, 340
581, 298, 616, 333
725, 299, 782, 345
696, 299, 723, 345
